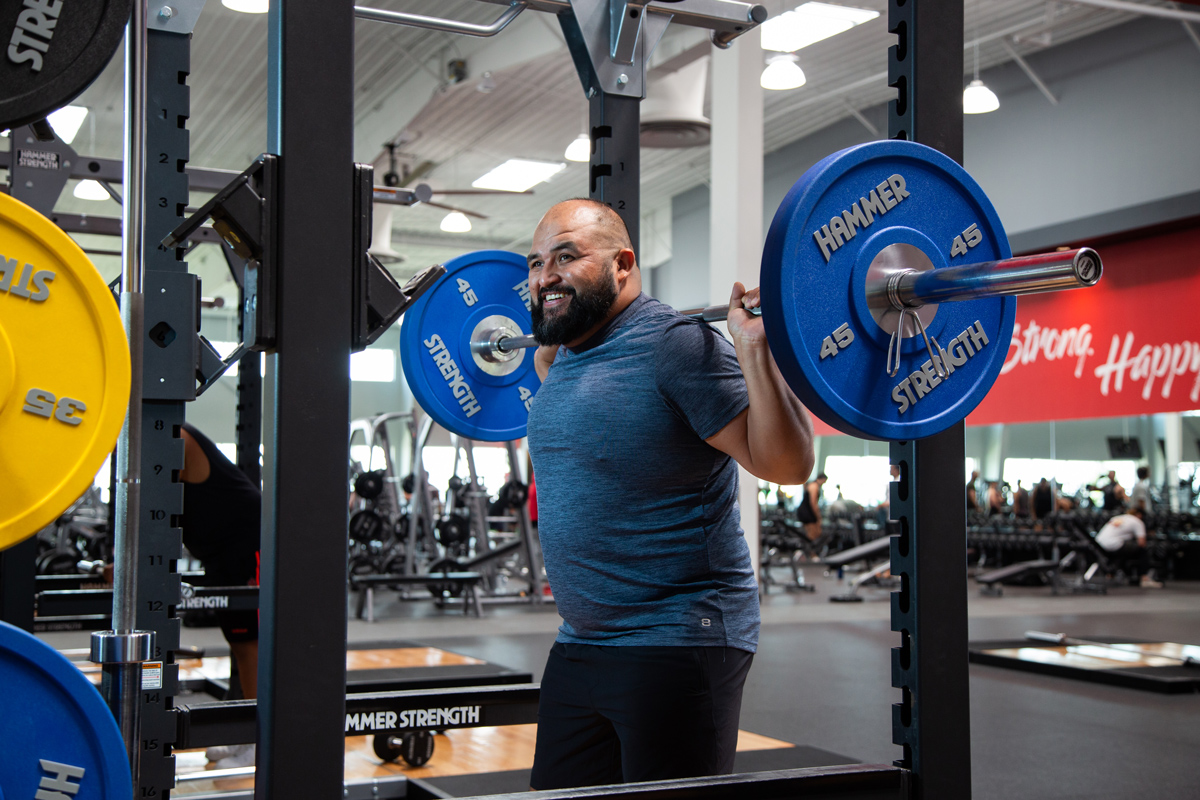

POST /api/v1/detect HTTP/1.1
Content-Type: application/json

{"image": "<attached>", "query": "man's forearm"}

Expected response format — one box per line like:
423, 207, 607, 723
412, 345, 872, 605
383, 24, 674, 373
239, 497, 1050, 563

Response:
735, 338, 814, 484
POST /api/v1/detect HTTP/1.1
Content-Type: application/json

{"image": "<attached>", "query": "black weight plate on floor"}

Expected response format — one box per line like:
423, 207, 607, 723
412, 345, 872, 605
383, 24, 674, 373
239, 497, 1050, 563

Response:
0, 1, 132, 132
401, 731, 435, 767
372, 733, 402, 763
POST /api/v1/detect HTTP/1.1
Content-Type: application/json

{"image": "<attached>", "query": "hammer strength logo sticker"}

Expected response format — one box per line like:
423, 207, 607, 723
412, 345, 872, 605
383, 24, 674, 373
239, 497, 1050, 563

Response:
346, 706, 482, 732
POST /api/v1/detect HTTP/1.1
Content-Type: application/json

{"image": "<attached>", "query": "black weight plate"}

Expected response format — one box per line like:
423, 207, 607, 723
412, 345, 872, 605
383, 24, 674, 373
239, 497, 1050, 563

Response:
372, 733, 402, 763
353, 470, 385, 501
349, 509, 385, 544
0, 0, 132, 132
435, 515, 469, 548
401, 731, 435, 767
426, 557, 466, 597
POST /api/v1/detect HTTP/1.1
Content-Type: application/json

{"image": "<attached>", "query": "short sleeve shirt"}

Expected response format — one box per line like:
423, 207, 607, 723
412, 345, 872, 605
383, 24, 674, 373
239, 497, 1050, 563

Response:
1095, 515, 1145, 551
526, 294, 759, 651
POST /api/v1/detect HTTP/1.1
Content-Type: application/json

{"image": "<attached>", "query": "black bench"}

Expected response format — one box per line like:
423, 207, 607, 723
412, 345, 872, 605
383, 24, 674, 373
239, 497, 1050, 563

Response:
825, 536, 894, 603
976, 558, 1063, 596
823, 535, 890, 568
350, 571, 484, 619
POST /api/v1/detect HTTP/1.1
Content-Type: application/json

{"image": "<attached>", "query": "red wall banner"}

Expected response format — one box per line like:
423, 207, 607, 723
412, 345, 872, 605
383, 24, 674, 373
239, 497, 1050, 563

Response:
967, 226, 1200, 426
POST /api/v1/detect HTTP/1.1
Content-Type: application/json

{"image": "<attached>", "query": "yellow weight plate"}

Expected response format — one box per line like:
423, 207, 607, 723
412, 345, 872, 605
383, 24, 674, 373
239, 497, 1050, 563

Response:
0, 322, 13, 414
0, 193, 131, 551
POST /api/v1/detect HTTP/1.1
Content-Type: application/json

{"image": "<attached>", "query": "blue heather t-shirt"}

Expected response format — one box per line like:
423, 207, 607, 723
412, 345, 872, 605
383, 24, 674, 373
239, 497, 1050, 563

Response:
526, 293, 759, 651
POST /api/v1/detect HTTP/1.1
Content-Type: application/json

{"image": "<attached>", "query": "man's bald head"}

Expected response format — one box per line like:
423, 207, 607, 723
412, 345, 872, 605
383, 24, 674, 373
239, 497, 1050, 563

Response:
541, 198, 634, 256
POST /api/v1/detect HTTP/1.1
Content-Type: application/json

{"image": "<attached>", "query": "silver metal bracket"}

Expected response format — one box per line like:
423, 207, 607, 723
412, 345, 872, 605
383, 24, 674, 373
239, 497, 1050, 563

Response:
564, 0, 673, 97
150, 0, 208, 36
611, 1, 650, 64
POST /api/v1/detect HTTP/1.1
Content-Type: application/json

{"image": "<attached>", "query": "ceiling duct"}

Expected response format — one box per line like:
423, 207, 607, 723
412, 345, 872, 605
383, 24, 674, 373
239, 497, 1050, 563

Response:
640, 57, 711, 149
368, 203, 405, 264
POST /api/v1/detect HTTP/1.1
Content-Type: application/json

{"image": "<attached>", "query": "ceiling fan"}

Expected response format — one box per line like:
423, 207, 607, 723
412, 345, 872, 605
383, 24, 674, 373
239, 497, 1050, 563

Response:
378, 143, 533, 221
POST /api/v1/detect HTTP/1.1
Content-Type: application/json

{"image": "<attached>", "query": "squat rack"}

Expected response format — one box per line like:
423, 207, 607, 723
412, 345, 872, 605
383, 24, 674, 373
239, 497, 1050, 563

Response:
104, 1, 972, 798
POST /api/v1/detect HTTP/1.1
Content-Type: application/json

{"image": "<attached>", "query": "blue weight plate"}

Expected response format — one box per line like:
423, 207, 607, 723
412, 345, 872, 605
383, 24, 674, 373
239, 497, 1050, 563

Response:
400, 250, 540, 442
0, 621, 131, 800
761, 140, 1014, 440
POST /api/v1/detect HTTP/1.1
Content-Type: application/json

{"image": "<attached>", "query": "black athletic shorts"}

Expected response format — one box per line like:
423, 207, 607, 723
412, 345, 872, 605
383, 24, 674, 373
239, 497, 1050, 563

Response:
193, 550, 259, 644
530, 642, 753, 790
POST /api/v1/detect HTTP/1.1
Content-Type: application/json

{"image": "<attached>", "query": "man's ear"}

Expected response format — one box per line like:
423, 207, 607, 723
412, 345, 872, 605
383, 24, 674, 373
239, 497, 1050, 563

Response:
614, 247, 637, 279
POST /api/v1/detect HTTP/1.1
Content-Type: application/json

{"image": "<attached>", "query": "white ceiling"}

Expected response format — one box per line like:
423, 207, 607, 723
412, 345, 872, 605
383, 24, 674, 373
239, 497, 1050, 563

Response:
6, 0, 1163, 300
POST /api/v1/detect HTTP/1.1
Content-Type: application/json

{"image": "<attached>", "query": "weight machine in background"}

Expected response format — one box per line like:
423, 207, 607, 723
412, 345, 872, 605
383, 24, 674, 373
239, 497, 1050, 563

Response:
347, 411, 547, 615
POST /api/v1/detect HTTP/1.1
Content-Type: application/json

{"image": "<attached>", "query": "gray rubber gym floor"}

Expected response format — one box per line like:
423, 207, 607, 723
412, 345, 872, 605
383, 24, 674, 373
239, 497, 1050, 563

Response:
41, 575, 1200, 799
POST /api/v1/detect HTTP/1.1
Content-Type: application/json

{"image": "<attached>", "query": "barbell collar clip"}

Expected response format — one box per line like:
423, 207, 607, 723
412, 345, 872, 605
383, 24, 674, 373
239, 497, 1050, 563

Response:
90, 630, 155, 665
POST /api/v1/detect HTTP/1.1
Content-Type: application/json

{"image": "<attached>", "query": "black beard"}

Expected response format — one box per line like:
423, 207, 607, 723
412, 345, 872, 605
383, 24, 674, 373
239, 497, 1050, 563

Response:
531, 276, 619, 346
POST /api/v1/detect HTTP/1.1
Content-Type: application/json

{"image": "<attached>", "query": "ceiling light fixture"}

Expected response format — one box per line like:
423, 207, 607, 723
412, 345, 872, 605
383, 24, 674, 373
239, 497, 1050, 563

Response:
564, 133, 590, 162
440, 211, 472, 233
760, 54, 806, 91
963, 79, 1000, 114
73, 180, 111, 201
761, 2, 879, 53
47, 105, 88, 144
963, 41, 999, 114
472, 158, 566, 192
222, 0, 268, 13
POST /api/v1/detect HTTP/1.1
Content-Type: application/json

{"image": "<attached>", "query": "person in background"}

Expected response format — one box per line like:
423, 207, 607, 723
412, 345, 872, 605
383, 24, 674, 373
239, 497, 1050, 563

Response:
796, 472, 827, 542
966, 470, 980, 512
1094, 506, 1162, 588
986, 481, 1005, 516
1130, 466, 1151, 513
1096, 470, 1127, 512
177, 424, 262, 769
1012, 480, 1031, 518
1032, 478, 1053, 520
107, 425, 260, 768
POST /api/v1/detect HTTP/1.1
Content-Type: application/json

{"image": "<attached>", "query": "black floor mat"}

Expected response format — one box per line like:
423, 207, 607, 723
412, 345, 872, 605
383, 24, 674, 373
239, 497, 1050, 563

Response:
413, 745, 858, 797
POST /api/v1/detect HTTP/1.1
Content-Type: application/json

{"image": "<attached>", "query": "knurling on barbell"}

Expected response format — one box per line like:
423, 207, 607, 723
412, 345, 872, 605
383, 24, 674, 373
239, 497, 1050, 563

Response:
402, 143, 1101, 443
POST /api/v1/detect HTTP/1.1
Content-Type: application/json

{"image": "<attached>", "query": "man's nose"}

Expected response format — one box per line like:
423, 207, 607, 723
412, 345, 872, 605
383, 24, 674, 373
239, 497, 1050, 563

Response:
536, 268, 564, 289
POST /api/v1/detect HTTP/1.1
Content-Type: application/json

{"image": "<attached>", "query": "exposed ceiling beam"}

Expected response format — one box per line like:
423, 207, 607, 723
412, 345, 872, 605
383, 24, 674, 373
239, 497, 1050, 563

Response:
1001, 40, 1059, 106
1064, 0, 1200, 22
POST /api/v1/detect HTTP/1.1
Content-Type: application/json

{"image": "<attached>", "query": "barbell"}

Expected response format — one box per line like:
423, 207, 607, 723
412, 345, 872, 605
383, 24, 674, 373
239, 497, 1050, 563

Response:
400, 140, 1103, 442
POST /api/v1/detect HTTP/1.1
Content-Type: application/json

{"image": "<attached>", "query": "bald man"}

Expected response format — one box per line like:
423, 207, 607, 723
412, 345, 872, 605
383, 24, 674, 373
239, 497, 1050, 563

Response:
524, 199, 814, 790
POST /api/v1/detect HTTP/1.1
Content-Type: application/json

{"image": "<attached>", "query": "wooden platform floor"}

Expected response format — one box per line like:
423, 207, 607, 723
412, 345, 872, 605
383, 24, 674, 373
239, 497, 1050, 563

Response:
64, 642, 794, 795
68, 645, 484, 684
979, 641, 1200, 670
173, 726, 794, 795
